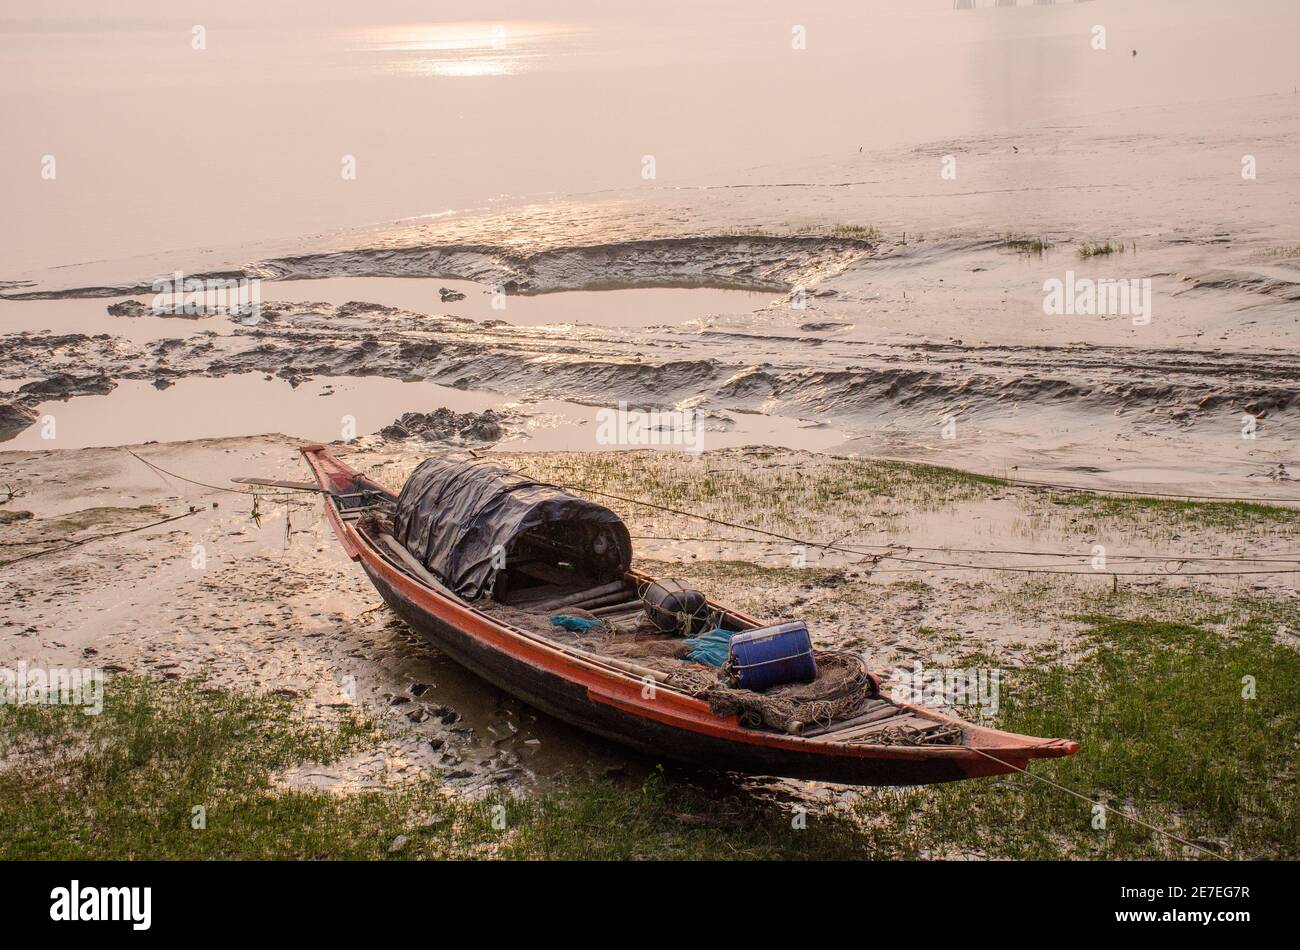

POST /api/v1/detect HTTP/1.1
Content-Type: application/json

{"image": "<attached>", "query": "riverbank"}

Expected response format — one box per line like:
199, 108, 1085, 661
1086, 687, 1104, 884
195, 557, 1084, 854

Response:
4, 602, 1298, 860
2, 436, 1297, 858
4, 93, 1299, 487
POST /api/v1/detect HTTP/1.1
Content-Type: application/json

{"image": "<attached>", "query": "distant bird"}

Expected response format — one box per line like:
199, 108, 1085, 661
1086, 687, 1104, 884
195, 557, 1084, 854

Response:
1132, 49, 1137, 57
1012, 145, 1019, 153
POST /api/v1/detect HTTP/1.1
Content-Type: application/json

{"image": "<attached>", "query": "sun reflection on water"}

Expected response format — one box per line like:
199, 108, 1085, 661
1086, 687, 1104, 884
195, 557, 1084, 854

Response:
354, 21, 576, 77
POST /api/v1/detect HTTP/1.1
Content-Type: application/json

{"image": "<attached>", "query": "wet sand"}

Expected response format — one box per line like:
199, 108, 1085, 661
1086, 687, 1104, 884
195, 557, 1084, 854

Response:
4, 436, 1296, 798
2, 5, 1298, 804
3, 92, 1297, 492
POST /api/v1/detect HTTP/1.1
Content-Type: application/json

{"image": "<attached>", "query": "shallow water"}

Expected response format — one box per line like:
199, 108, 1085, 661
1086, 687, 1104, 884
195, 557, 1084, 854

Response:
0, 296, 241, 343
261, 278, 775, 328
5, 0, 1298, 275
3, 375, 490, 450
0, 281, 773, 338
5, 370, 848, 453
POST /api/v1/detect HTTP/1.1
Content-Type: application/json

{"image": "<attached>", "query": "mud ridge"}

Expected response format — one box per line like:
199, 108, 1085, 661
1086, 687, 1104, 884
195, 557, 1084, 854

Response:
3, 298, 1298, 444
1, 235, 874, 301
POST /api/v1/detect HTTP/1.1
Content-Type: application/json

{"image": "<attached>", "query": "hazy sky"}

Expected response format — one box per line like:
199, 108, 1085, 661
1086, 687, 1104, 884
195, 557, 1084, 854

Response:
4, 0, 1297, 273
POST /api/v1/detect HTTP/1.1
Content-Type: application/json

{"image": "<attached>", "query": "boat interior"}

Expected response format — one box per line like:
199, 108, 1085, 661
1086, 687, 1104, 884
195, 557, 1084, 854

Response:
344, 491, 967, 748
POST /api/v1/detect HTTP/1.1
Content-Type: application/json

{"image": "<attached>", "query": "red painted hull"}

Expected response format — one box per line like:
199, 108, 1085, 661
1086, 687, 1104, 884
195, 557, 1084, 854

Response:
301, 446, 1078, 786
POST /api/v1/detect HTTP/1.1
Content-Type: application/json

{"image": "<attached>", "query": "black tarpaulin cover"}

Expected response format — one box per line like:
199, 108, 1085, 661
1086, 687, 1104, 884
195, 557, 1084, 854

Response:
392, 455, 631, 600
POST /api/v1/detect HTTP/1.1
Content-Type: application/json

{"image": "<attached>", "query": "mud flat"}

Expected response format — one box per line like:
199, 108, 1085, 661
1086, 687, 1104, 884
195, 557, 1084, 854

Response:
1, 93, 1298, 857
4, 437, 1299, 858
4, 434, 1298, 808
3, 94, 1298, 492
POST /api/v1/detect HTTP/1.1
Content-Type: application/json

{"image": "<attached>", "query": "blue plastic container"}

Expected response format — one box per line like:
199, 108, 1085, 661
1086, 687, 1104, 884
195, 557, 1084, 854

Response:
728, 621, 817, 690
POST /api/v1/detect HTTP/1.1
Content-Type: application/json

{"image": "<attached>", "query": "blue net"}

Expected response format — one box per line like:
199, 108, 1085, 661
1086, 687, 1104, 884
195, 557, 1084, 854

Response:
683, 628, 737, 667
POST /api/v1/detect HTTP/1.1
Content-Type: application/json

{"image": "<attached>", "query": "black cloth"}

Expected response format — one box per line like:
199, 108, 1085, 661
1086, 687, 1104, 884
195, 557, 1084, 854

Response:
393, 456, 631, 600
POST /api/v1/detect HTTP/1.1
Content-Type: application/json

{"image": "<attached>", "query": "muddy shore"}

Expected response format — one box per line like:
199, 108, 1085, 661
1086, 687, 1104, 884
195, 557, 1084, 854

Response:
3, 435, 1297, 800
2, 92, 1298, 805
3, 95, 1299, 490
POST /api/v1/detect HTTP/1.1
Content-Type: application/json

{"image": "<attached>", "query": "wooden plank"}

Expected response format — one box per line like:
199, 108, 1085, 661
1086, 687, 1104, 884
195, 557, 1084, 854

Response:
812, 706, 907, 738
590, 600, 644, 617
801, 699, 898, 737
517, 580, 630, 612
517, 561, 587, 586
820, 711, 916, 742
575, 590, 639, 611
880, 714, 949, 733
505, 583, 588, 607
833, 714, 955, 744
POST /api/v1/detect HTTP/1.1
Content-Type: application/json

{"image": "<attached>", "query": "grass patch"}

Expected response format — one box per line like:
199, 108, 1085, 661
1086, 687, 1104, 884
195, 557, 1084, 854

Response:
503, 450, 1007, 540
707, 224, 882, 243
1257, 244, 1300, 259
967, 614, 1300, 858
812, 610, 1299, 860
376, 447, 1021, 554
4, 607, 1296, 860
0, 676, 880, 860
0, 677, 381, 860
826, 224, 881, 241
635, 557, 841, 588
1048, 491, 1300, 531
1001, 234, 1053, 255
1078, 240, 1122, 258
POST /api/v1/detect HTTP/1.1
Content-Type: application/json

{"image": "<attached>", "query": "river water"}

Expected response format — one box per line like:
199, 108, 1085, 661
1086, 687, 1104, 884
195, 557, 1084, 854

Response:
4, 0, 1297, 275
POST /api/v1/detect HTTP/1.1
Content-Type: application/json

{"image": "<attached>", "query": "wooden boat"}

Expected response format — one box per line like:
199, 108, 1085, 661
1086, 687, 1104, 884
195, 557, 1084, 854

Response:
300, 445, 1078, 786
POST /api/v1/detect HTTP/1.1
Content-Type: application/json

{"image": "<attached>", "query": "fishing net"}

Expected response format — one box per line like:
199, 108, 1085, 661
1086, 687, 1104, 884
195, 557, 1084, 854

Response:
358, 510, 396, 537
850, 721, 964, 747
480, 604, 691, 660
670, 650, 877, 735
476, 604, 881, 736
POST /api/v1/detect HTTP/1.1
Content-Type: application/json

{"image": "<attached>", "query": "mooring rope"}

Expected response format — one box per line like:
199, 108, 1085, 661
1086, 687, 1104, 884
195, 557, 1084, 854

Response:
0, 508, 202, 568
837, 451, 1300, 505
628, 534, 1300, 565
125, 449, 316, 500
516, 474, 1300, 578
967, 746, 1232, 862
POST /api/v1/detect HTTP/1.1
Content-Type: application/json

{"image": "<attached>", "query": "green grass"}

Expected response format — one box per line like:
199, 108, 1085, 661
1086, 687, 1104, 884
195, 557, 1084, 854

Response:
827, 224, 881, 241
0, 676, 879, 860
1079, 240, 1122, 258
803, 610, 1299, 860
503, 451, 1007, 540
952, 614, 1300, 858
1001, 234, 1053, 255
0, 678, 381, 860
1048, 491, 1300, 531
4, 606, 1295, 859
